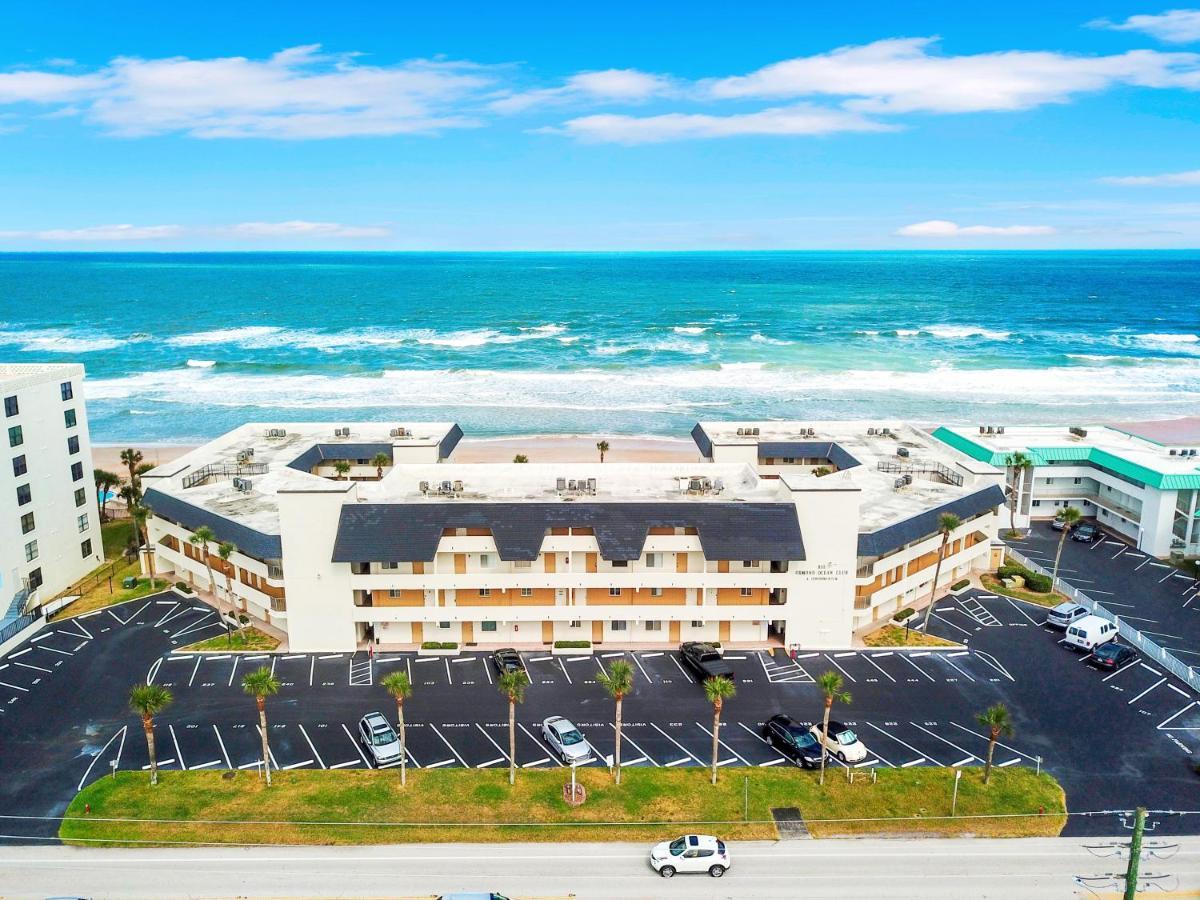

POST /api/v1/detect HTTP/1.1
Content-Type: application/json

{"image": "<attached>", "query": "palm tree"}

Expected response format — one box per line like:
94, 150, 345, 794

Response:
120, 448, 144, 502
242, 666, 281, 786
595, 440, 610, 463
188, 525, 218, 600
816, 671, 852, 786
597, 660, 634, 784
381, 670, 413, 787
334, 460, 352, 480
703, 675, 736, 786
497, 670, 530, 786
1051, 507, 1083, 585
977, 703, 1014, 784
513, 454, 529, 463
217, 541, 238, 641
920, 513, 962, 632
370, 452, 390, 480
128, 683, 172, 786
130, 504, 158, 584
94, 469, 121, 520
1004, 451, 1034, 537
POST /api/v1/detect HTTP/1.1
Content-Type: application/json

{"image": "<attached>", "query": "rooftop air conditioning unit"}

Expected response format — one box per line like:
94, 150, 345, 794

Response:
390, 428, 401, 437
556, 477, 567, 492
979, 426, 986, 434
419, 480, 430, 493
986, 426, 995, 435
452, 480, 464, 493
903, 474, 913, 486
997, 426, 1005, 435
897, 447, 909, 458
894, 476, 906, 489
867, 428, 876, 436
736, 427, 745, 436
568, 480, 578, 492
1170, 449, 1178, 456
882, 427, 892, 436
440, 480, 452, 494
587, 478, 597, 494
752, 427, 760, 436
1191, 449, 1198, 457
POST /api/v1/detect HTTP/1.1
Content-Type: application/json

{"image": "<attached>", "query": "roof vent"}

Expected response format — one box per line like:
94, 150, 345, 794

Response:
419, 480, 430, 494
586, 477, 597, 494
556, 477, 567, 492
897, 446, 910, 458
868, 427, 876, 436
736, 427, 745, 436
264, 428, 286, 439
752, 427, 760, 436
1171, 449, 1178, 456
232, 477, 252, 493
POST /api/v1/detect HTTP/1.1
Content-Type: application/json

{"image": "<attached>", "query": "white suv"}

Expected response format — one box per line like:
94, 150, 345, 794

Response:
650, 834, 731, 878
358, 712, 402, 767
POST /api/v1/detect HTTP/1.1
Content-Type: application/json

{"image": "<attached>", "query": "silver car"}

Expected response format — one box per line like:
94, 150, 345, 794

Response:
358, 711, 402, 767
541, 715, 593, 765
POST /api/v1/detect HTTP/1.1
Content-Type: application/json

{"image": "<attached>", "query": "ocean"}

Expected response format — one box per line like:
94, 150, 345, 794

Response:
0, 251, 1197, 444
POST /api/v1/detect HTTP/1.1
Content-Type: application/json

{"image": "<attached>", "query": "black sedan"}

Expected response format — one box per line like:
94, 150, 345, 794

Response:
491, 647, 525, 676
762, 714, 825, 768
1072, 523, 1102, 542
1088, 642, 1137, 671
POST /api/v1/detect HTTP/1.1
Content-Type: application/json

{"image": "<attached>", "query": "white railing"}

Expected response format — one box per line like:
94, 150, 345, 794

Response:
1006, 547, 1200, 692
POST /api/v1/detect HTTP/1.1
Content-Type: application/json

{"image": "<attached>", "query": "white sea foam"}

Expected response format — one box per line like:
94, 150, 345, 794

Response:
592, 337, 709, 356
1136, 332, 1200, 346
672, 325, 709, 335
894, 329, 921, 337
719, 362, 766, 371
166, 326, 284, 347
922, 325, 1011, 340
854, 329, 881, 336
186, 359, 216, 368
166, 324, 567, 352
0, 328, 123, 353
749, 333, 793, 346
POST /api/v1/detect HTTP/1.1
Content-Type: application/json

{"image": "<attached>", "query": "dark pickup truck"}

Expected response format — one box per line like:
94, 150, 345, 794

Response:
680, 641, 734, 680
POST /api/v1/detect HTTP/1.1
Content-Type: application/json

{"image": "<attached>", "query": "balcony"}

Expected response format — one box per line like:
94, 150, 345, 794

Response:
1032, 488, 1142, 523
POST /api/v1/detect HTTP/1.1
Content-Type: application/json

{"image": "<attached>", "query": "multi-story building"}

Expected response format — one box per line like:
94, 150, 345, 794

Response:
0, 363, 103, 621
932, 421, 1200, 558
143, 419, 1004, 651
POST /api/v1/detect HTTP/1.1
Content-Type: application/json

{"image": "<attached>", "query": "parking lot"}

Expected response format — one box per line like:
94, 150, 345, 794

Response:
2, 583, 1199, 842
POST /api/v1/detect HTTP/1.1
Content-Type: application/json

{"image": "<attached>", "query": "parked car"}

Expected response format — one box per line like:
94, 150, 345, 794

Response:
1063, 614, 1119, 652
649, 834, 731, 878
1051, 517, 1067, 531
1072, 523, 1102, 542
1046, 602, 1089, 630
1088, 642, 1137, 671
810, 720, 868, 763
541, 715, 594, 765
680, 642, 734, 680
491, 647, 524, 676
763, 714, 825, 768
358, 711, 402, 767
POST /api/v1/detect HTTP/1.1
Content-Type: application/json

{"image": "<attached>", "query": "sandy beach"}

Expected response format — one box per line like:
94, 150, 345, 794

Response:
92, 435, 699, 475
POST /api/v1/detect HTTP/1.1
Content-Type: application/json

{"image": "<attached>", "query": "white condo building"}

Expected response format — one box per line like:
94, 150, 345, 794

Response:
932, 421, 1200, 558
1, 364, 103, 624
142, 420, 1006, 652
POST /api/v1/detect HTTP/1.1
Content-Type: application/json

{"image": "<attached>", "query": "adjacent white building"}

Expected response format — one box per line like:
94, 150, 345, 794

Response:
143, 419, 1005, 652
0, 363, 103, 622
932, 421, 1200, 558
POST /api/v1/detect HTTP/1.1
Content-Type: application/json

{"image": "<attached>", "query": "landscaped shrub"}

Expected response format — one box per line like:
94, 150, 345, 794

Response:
996, 564, 1025, 581
420, 640, 457, 650
1024, 572, 1053, 593
951, 579, 970, 591
175, 581, 193, 593
553, 639, 592, 649
893, 608, 915, 622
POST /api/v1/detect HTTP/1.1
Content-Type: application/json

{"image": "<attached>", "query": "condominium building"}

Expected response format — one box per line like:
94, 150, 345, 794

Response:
0, 364, 103, 620
143, 419, 1005, 652
932, 420, 1200, 558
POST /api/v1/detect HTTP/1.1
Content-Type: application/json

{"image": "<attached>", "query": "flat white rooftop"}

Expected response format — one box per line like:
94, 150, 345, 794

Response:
0, 362, 83, 387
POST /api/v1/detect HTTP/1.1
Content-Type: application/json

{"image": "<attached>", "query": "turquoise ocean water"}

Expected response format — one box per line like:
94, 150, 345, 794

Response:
0, 251, 1197, 444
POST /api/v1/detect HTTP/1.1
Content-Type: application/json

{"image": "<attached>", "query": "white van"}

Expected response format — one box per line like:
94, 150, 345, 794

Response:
1063, 615, 1118, 652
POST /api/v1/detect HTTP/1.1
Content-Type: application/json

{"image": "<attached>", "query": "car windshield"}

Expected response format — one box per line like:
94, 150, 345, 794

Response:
835, 730, 859, 745
558, 727, 584, 745
795, 732, 819, 748
669, 838, 686, 855
371, 727, 396, 746
1096, 644, 1120, 658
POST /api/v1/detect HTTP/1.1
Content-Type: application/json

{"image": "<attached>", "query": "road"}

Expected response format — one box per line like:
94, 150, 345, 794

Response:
6, 837, 1200, 898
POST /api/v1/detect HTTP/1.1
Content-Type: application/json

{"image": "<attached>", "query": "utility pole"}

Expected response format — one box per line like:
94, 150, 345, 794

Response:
1124, 806, 1146, 900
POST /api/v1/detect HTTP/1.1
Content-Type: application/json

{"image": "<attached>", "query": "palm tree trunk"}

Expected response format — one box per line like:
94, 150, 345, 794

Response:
398, 700, 407, 788
1052, 529, 1068, 584
613, 695, 623, 785
1009, 490, 1017, 536
508, 697, 516, 786
920, 535, 949, 631
148, 546, 157, 583
710, 700, 722, 786
819, 699, 832, 786
984, 728, 998, 784
258, 698, 272, 786
143, 715, 158, 786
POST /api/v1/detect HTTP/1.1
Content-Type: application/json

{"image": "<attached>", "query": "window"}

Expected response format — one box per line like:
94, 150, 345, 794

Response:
1032, 500, 1042, 508
60, 381, 73, 401
77, 513, 89, 533
67, 435, 80, 455
644, 620, 661, 631
740, 587, 753, 597
1073, 477, 1082, 485
381, 561, 399, 570
650, 587, 663, 597
26, 568, 42, 591
16, 484, 31, 506
20, 512, 34, 534
481, 621, 497, 632
388, 588, 402, 598
64, 408, 76, 428
8, 425, 22, 448
81, 539, 92, 558
267, 564, 284, 579
24, 540, 38, 562
743, 560, 754, 568
3, 395, 16, 417
438, 621, 451, 629
479, 553, 491, 568
74, 487, 86, 507
569, 620, 581, 628
645, 552, 660, 568
611, 620, 627, 631
608, 587, 622, 597
611, 560, 628, 568
479, 588, 491, 597
12, 455, 26, 477
71, 461, 83, 481
690, 620, 704, 628
520, 588, 532, 597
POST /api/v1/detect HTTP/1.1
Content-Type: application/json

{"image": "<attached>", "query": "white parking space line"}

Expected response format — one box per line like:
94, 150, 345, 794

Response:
949, 722, 1039, 762
896, 653, 935, 682
169, 724, 186, 771
475, 724, 510, 765
522, 757, 552, 769
15, 661, 51, 673
998, 758, 1022, 767
669, 654, 695, 683
1128, 678, 1167, 705
631, 653, 652, 683
227, 656, 239, 687
297, 724, 326, 769
190, 759, 222, 771
213, 725, 232, 768
910, 723, 977, 762
556, 658, 571, 685
823, 653, 856, 683
1102, 663, 1139, 682
973, 650, 1015, 682
340, 723, 373, 767
611, 725, 659, 766
933, 613, 974, 638
519, 723, 565, 767
1, 680, 32, 693
862, 722, 942, 766
282, 759, 313, 770
428, 724, 468, 768
188, 656, 202, 687
424, 759, 455, 769
937, 655, 976, 683
1158, 702, 1200, 730
1002, 597, 1039, 626
478, 757, 506, 768
694, 721, 751, 766
125, 600, 152, 623
861, 654, 897, 683
38, 646, 73, 657
651, 722, 701, 764
1135, 556, 1154, 572
77, 726, 127, 790
154, 603, 180, 627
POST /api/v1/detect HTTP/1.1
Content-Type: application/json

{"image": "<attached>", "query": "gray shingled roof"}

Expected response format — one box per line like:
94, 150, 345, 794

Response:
287, 443, 394, 473
332, 501, 805, 563
143, 488, 283, 561
757, 441, 862, 471
439, 424, 464, 460
856, 484, 1005, 558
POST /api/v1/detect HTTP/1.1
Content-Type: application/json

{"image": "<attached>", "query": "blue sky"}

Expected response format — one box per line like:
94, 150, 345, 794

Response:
1, 1, 1199, 249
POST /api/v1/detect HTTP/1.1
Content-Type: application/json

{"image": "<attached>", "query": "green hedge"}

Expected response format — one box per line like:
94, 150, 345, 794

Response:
950, 579, 970, 591
997, 563, 1052, 593
175, 581, 193, 593
420, 641, 458, 650
553, 639, 591, 649
893, 608, 915, 622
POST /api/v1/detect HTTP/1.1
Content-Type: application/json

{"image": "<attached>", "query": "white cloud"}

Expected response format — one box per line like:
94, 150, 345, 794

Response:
549, 103, 893, 144
896, 219, 1056, 237
1089, 9, 1200, 43
225, 220, 391, 237
0, 220, 391, 242
1100, 168, 1200, 186
0, 70, 103, 104
490, 68, 672, 114
0, 224, 184, 241
706, 37, 1200, 114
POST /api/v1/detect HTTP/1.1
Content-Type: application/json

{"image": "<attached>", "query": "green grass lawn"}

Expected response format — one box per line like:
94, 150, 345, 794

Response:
980, 573, 1064, 608
181, 627, 280, 653
863, 625, 960, 648
101, 520, 134, 560
62, 766, 1065, 846
51, 562, 171, 620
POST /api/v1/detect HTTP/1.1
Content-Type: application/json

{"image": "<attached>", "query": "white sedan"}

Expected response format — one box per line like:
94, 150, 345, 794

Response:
649, 834, 731, 878
811, 720, 868, 763
540, 715, 594, 765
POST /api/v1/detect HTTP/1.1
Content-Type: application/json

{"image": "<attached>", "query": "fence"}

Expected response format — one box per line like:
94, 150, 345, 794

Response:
48, 552, 137, 606
0, 611, 38, 646
1006, 547, 1200, 693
